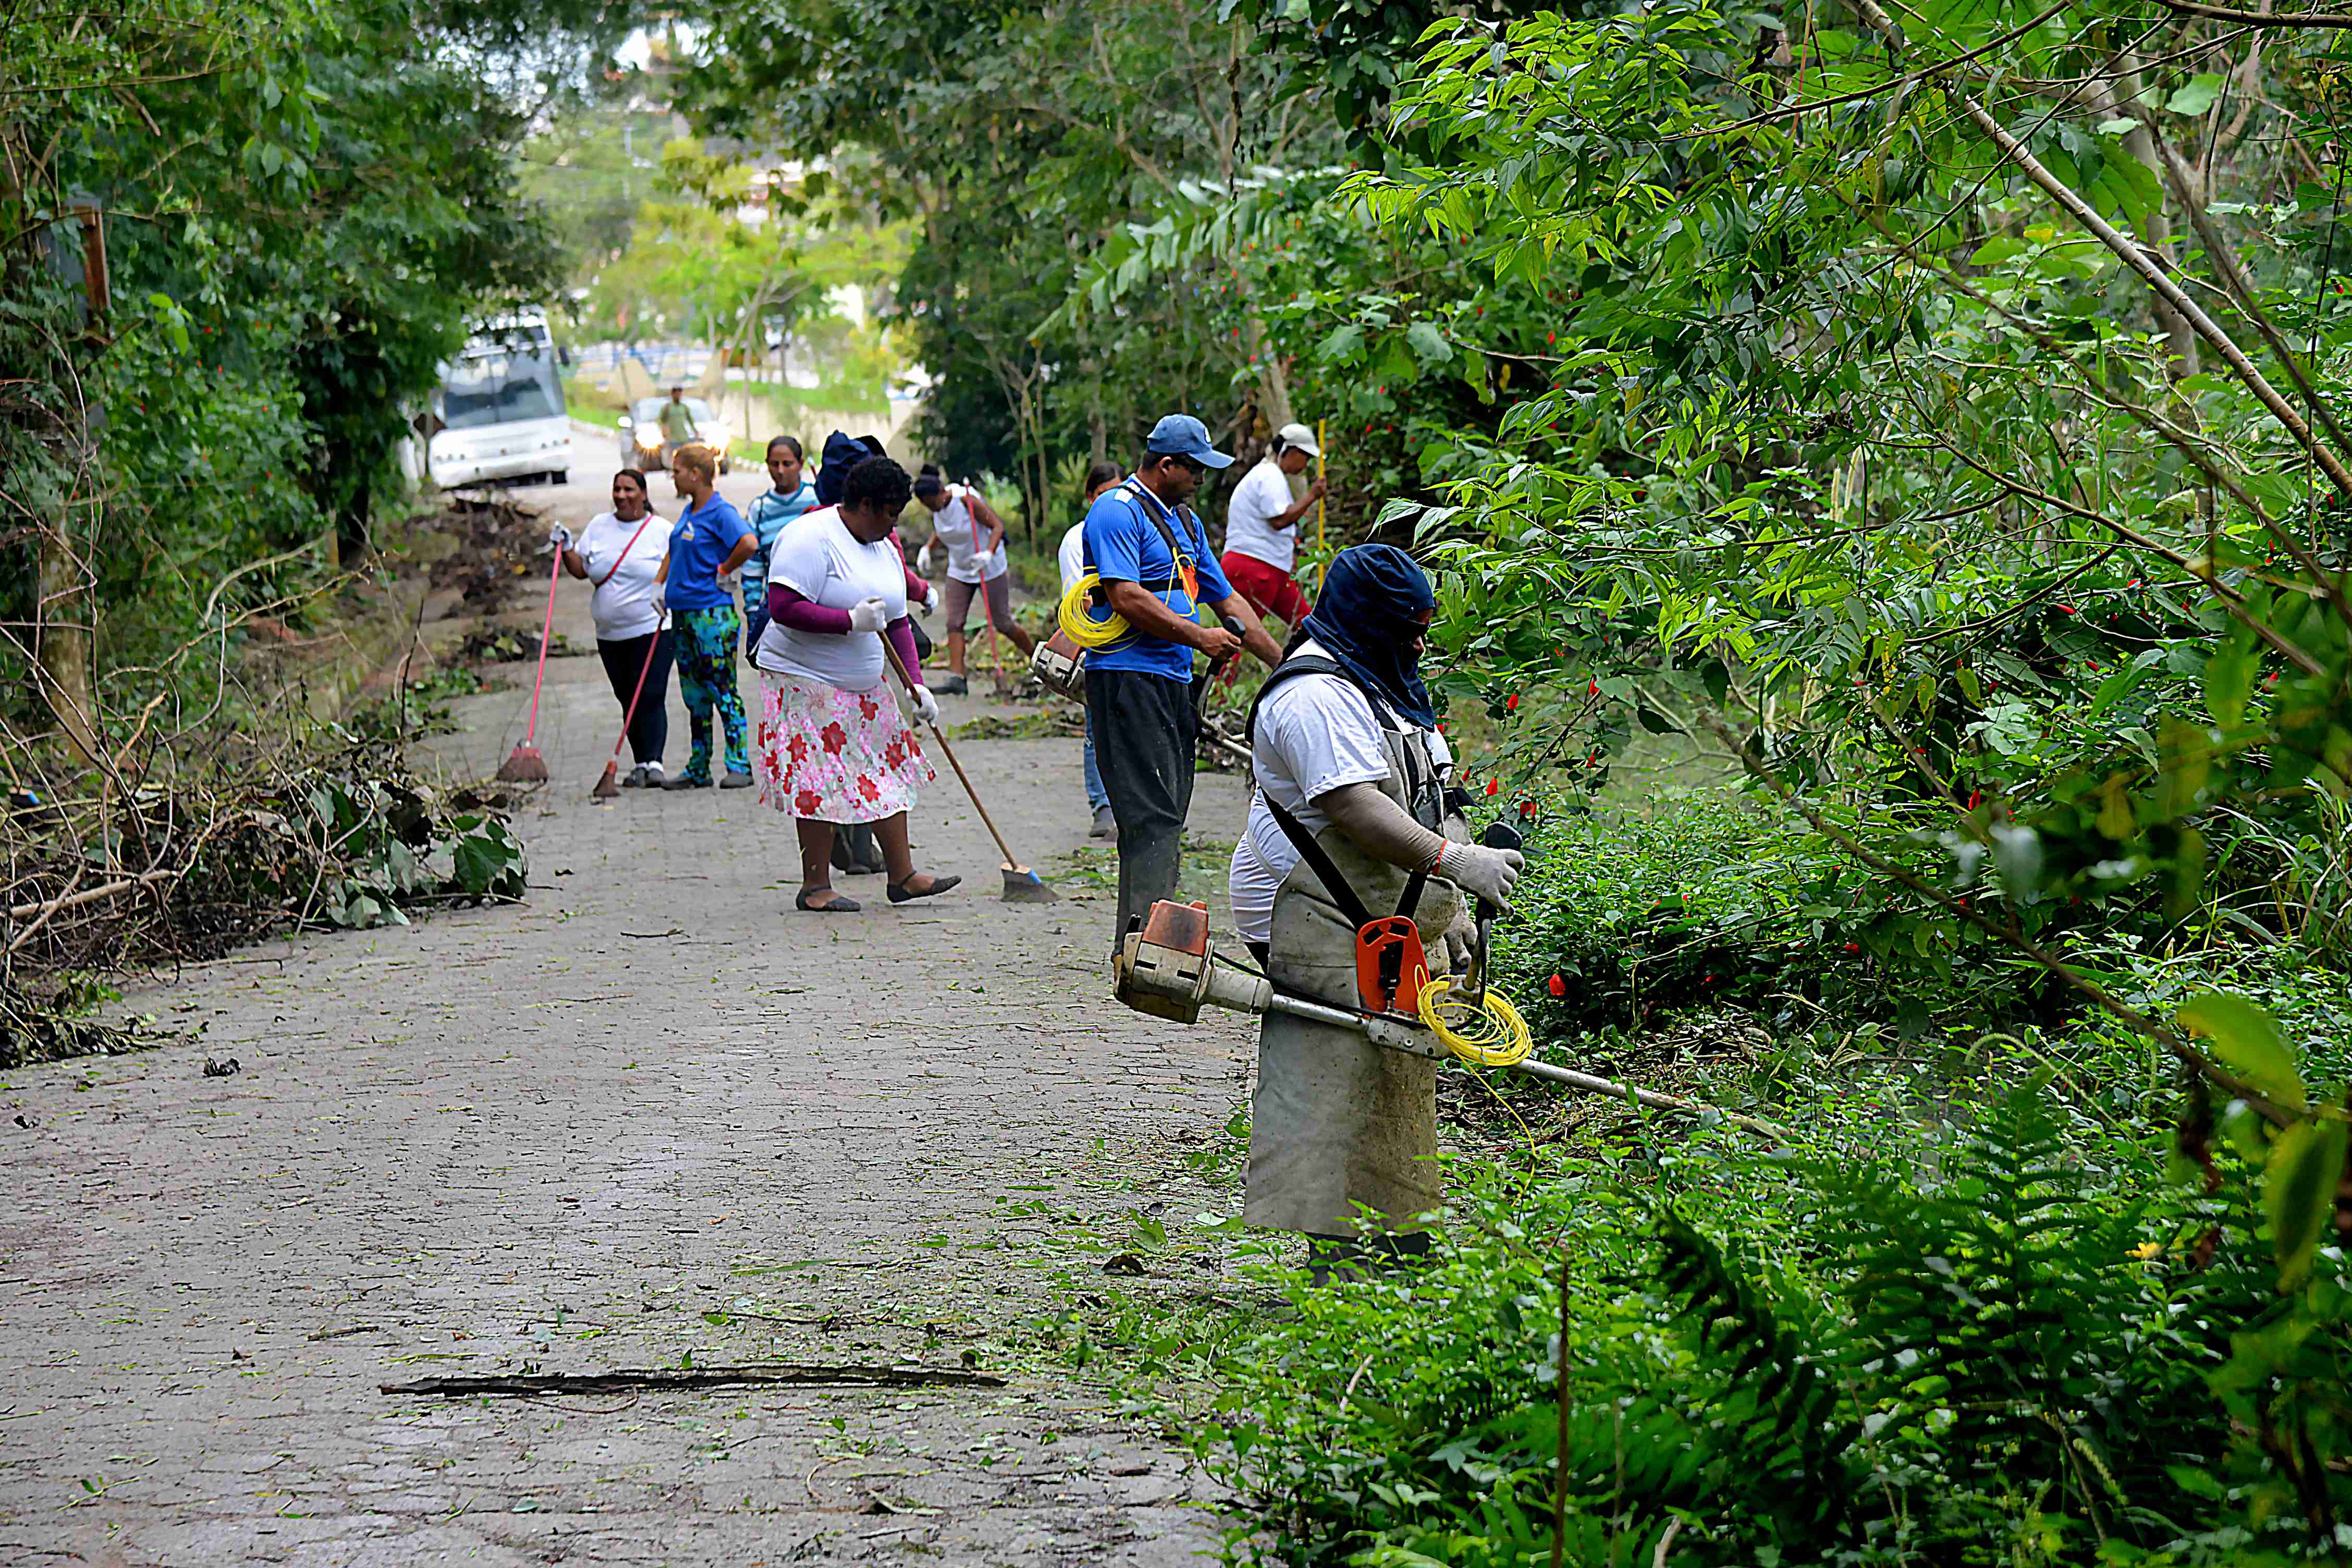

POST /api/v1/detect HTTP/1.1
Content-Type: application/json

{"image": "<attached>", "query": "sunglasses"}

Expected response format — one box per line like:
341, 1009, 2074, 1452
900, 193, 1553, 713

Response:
1166, 456, 1208, 476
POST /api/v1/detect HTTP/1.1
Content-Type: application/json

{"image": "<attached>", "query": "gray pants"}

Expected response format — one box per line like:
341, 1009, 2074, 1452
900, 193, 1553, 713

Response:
1086, 665, 1197, 947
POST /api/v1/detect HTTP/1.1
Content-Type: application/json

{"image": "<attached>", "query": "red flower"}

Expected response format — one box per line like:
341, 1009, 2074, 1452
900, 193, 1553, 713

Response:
859, 694, 880, 721
788, 733, 811, 763
1547, 974, 1566, 997
883, 738, 905, 769
1843, 941, 1861, 956
821, 722, 848, 756
1505, 693, 1520, 712
1517, 799, 1538, 820
857, 775, 880, 802
794, 789, 824, 816
1587, 678, 1599, 696
1485, 779, 1499, 797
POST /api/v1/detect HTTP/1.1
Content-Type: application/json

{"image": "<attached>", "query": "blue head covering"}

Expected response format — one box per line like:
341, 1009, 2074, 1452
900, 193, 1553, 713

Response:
1297, 544, 1438, 729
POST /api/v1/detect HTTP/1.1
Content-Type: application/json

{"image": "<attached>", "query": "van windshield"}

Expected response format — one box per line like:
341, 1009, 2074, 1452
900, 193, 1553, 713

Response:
442, 349, 564, 430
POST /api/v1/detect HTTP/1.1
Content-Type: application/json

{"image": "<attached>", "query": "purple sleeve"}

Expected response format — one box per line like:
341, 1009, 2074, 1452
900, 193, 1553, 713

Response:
769, 583, 853, 634
886, 619, 924, 687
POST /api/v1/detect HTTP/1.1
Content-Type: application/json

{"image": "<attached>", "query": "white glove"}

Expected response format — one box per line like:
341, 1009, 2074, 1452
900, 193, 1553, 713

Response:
650, 592, 665, 618
916, 584, 938, 616
847, 597, 890, 634
547, 524, 573, 550
1440, 910, 1476, 976
1439, 841, 1525, 912
910, 685, 940, 728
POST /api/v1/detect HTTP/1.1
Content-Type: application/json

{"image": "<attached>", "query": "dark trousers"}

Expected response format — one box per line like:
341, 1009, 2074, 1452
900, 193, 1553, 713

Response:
1087, 665, 1198, 947
596, 630, 672, 765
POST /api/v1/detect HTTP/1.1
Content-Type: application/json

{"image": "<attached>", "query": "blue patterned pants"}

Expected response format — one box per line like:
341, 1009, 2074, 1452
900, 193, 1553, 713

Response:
671, 604, 749, 781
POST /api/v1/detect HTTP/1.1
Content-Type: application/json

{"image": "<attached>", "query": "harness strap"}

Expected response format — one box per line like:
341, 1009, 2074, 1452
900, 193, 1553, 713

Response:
1092, 481, 1198, 598
1259, 792, 1375, 932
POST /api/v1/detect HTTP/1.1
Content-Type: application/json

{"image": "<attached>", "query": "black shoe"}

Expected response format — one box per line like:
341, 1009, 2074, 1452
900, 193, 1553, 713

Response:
830, 829, 856, 873
846, 823, 885, 874
935, 674, 969, 696
887, 874, 961, 904
662, 773, 712, 791
721, 769, 754, 790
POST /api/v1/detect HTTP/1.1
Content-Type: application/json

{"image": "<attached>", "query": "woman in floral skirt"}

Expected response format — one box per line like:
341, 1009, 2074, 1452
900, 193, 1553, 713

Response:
749, 455, 962, 913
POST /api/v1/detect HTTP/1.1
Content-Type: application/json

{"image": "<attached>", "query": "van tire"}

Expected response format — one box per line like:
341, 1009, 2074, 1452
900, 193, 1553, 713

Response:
553, 471, 569, 486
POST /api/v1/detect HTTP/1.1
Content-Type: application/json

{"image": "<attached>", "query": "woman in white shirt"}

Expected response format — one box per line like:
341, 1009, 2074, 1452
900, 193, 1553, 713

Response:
557, 469, 672, 787
749, 455, 961, 913
912, 467, 1036, 693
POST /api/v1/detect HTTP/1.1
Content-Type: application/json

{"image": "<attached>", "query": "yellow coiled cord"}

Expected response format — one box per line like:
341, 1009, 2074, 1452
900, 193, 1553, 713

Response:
1058, 572, 1204, 650
1417, 976, 1534, 1068
1058, 573, 1130, 649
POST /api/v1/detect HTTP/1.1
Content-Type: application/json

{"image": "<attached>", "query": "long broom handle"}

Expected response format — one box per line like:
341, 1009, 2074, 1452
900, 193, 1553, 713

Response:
606, 627, 664, 762
520, 547, 565, 744
880, 635, 1024, 869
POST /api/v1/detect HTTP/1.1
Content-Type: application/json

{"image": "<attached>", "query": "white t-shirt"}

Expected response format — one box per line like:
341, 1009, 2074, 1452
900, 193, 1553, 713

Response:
1222, 457, 1299, 573
751, 506, 911, 692
573, 510, 669, 641
1227, 641, 1451, 946
930, 485, 1007, 584
1057, 522, 1087, 597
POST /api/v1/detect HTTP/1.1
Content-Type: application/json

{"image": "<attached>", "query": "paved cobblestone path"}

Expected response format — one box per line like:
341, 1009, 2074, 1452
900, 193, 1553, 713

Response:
1, 468, 1259, 1566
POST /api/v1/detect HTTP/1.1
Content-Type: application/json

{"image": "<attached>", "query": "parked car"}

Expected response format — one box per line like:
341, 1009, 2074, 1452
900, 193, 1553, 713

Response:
618, 396, 732, 474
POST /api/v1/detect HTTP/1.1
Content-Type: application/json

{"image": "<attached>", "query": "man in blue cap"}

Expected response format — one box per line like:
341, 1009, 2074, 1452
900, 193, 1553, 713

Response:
1081, 414, 1283, 945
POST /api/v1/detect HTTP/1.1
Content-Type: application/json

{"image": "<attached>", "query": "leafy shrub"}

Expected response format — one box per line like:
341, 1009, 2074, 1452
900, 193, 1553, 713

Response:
1189, 1087, 2350, 1566
1491, 797, 2065, 1040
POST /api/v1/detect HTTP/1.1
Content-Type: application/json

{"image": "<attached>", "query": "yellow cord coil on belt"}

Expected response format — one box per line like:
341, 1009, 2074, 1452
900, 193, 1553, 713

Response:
1417, 977, 1534, 1068
1059, 573, 1131, 650
1059, 572, 1206, 650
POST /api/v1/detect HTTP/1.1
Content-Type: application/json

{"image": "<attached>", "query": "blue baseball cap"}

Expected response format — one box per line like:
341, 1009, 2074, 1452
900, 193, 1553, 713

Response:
1144, 413, 1234, 469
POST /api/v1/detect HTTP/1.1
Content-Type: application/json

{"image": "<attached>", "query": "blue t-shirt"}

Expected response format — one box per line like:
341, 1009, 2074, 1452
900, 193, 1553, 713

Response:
742, 480, 818, 617
665, 495, 751, 611
1081, 478, 1233, 681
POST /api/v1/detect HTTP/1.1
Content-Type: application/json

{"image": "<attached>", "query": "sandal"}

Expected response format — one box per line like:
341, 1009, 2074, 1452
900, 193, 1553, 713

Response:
887, 874, 961, 904
795, 888, 861, 913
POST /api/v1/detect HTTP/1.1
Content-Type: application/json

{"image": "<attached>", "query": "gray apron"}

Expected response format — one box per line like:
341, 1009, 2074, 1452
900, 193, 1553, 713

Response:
1244, 703, 1466, 1240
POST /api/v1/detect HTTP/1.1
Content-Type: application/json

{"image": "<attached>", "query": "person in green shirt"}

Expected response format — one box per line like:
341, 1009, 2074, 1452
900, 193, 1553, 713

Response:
657, 386, 699, 468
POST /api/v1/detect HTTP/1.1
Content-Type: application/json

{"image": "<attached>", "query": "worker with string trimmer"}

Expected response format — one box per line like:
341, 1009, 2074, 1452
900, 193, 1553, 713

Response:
1222, 545, 1522, 1275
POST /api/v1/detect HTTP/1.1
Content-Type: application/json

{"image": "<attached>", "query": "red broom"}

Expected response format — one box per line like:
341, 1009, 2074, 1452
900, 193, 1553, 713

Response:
496, 546, 565, 782
591, 632, 664, 798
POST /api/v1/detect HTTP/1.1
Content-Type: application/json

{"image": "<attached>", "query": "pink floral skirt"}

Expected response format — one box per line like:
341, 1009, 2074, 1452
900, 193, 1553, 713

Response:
754, 672, 937, 823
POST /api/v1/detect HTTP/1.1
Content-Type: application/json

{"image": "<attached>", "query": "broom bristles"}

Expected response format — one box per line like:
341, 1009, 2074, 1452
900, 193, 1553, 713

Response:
590, 760, 621, 799
497, 744, 548, 783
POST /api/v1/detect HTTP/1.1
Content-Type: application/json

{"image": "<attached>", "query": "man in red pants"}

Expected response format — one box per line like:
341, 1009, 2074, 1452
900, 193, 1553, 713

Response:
1220, 422, 1325, 635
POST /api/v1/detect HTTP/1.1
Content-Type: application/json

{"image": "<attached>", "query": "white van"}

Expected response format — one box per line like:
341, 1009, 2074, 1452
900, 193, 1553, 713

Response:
428, 309, 572, 488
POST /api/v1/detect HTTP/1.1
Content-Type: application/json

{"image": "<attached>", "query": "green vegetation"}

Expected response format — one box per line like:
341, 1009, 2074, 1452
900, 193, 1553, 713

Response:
671, 0, 2352, 1556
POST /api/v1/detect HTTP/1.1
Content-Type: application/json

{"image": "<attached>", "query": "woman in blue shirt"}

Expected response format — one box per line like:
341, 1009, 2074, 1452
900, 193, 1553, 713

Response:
654, 444, 757, 789
742, 435, 819, 650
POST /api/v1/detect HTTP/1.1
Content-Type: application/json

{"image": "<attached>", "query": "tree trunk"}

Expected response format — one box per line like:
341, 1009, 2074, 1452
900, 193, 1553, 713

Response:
36, 511, 97, 761
2110, 61, 2200, 378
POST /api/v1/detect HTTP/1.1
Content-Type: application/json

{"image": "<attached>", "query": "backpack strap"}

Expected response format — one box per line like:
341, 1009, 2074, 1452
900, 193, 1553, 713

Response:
1245, 655, 1401, 746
